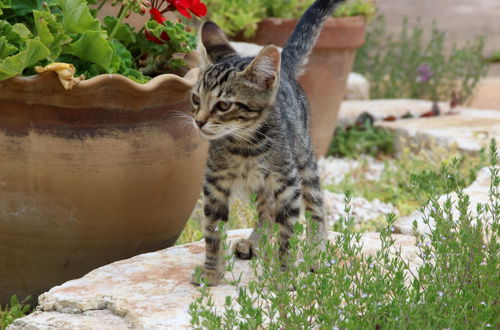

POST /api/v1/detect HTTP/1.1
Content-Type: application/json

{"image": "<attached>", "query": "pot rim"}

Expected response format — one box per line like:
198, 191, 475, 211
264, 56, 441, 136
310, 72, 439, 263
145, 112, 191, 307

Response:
260, 15, 367, 25
0, 68, 200, 110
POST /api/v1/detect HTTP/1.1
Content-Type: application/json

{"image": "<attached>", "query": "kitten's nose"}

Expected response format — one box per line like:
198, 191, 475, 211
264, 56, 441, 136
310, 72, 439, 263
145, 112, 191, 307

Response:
195, 120, 207, 128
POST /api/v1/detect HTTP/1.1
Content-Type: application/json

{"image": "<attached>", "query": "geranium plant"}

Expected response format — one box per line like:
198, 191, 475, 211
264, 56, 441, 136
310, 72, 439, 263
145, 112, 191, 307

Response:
0, 0, 207, 84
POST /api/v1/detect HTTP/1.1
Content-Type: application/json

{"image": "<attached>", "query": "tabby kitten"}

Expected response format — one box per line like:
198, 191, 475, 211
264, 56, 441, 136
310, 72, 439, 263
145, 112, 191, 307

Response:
191, 0, 345, 285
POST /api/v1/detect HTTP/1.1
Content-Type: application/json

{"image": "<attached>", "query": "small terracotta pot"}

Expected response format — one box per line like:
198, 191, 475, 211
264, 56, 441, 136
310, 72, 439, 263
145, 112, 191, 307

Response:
0, 70, 207, 305
236, 16, 366, 156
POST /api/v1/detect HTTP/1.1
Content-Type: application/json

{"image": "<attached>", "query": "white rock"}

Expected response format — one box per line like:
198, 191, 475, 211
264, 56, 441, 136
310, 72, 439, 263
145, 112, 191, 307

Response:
318, 156, 387, 185
394, 166, 498, 236
323, 190, 398, 225
344, 72, 370, 100
10, 229, 420, 329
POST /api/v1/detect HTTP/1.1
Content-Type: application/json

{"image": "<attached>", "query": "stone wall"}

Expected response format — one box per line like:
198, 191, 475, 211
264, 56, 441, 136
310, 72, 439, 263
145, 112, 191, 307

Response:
375, 0, 500, 56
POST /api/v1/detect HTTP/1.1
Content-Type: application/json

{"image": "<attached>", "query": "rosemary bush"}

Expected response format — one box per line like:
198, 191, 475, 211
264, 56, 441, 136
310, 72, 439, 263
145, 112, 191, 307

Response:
0, 295, 31, 330
189, 143, 499, 329
354, 17, 488, 102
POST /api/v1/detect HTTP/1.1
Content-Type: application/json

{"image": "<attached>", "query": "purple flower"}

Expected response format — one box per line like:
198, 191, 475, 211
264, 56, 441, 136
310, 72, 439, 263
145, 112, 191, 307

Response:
416, 64, 433, 83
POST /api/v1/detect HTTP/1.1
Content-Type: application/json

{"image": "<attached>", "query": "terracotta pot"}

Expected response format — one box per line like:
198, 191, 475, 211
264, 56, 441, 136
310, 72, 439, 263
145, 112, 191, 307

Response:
236, 16, 366, 156
0, 70, 207, 305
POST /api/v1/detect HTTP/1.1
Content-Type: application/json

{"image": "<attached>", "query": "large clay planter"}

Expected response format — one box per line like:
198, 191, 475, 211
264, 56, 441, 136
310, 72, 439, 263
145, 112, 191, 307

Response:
0, 70, 207, 305
237, 16, 366, 156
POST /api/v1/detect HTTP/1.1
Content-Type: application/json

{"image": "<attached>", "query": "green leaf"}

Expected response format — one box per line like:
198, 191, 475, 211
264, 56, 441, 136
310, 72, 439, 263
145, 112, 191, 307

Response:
63, 30, 112, 71
103, 16, 136, 47
107, 40, 148, 83
11, 0, 41, 15
57, 0, 100, 34
0, 39, 50, 80
122, 68, 150, 83
33, 11, 54, 47
109, 39, 132, 73
0, 36, 17, 59
10, 0, 57, 16
145, 20, 197, 53
11, 23, 32, 39
0, 20, 23, 47
33, 10, 70, 60
0, 0, 11, 16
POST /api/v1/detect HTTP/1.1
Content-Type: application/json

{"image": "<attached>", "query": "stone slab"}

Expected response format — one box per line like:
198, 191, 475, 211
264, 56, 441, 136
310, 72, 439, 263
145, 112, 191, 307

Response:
8, 310, 130, 330
9, 230, 419, 329
375, 108, 500, 156
394, 167, 498, 236
338, 99, 451, 127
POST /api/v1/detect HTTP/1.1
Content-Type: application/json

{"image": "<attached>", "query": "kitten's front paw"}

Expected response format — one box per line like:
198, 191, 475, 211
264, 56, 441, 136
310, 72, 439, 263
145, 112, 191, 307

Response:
233, 238, 258, 260
192, 266, 224, 286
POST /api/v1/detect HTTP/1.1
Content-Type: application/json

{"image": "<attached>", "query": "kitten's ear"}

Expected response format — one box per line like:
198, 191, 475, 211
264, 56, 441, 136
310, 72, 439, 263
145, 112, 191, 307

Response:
240, 45, 281, 90
198, 21, 236, 66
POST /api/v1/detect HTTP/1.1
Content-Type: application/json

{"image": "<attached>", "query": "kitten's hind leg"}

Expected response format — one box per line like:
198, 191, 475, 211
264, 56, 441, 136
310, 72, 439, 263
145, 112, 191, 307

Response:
234, 191, 274, 260
299, 155, 327, 254
274, 173, 302, 268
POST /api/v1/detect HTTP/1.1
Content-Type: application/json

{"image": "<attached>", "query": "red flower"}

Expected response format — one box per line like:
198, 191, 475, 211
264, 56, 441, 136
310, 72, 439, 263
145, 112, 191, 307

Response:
167, 0, 207, 19
145, 29, 170, 44
145, 0, 206, 44
148, 0, 207, 20
145, 7, 169, 44
149, 7, 167, 24
189, 0, 207, 17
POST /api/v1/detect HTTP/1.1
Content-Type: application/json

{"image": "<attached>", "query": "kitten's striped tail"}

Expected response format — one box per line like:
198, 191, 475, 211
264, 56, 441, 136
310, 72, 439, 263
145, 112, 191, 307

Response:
281, 0, 345, 76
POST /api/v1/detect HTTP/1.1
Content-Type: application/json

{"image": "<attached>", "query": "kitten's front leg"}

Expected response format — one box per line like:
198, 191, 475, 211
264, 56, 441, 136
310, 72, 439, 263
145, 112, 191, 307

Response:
193, 180, 230, 286
234, 190, 275, 259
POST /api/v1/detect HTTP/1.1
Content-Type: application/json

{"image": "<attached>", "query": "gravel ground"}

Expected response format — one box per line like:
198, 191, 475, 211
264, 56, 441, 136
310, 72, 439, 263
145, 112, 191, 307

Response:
318, 156, 387, 185
318, 156, 398, 226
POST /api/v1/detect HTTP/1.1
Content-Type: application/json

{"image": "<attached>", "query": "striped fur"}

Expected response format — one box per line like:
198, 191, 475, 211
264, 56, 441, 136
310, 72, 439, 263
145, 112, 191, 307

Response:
191, 0, 345, 286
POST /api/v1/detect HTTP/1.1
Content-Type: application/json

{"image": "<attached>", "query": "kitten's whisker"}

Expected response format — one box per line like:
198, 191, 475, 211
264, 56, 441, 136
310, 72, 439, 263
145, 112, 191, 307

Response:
227, 125, 273, 144
222, 125, 255, 144
229, 131, 253, 144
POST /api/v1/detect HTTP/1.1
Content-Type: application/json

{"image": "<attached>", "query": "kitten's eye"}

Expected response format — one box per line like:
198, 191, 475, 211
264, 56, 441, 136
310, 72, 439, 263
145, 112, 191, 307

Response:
214, 100, 233, 112
191, 94, 200, 107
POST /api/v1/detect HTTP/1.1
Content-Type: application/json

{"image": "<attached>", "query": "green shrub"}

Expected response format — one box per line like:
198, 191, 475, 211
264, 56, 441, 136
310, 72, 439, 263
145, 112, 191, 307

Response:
189, 143, 499, 329
486, 51, 500, 63
353, 16, 488, 102
204, 0, 375, 37
325, 143, 487, 216
0, 295, 31, 330
328, 122, 395, 159
333, 0, 375, 18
